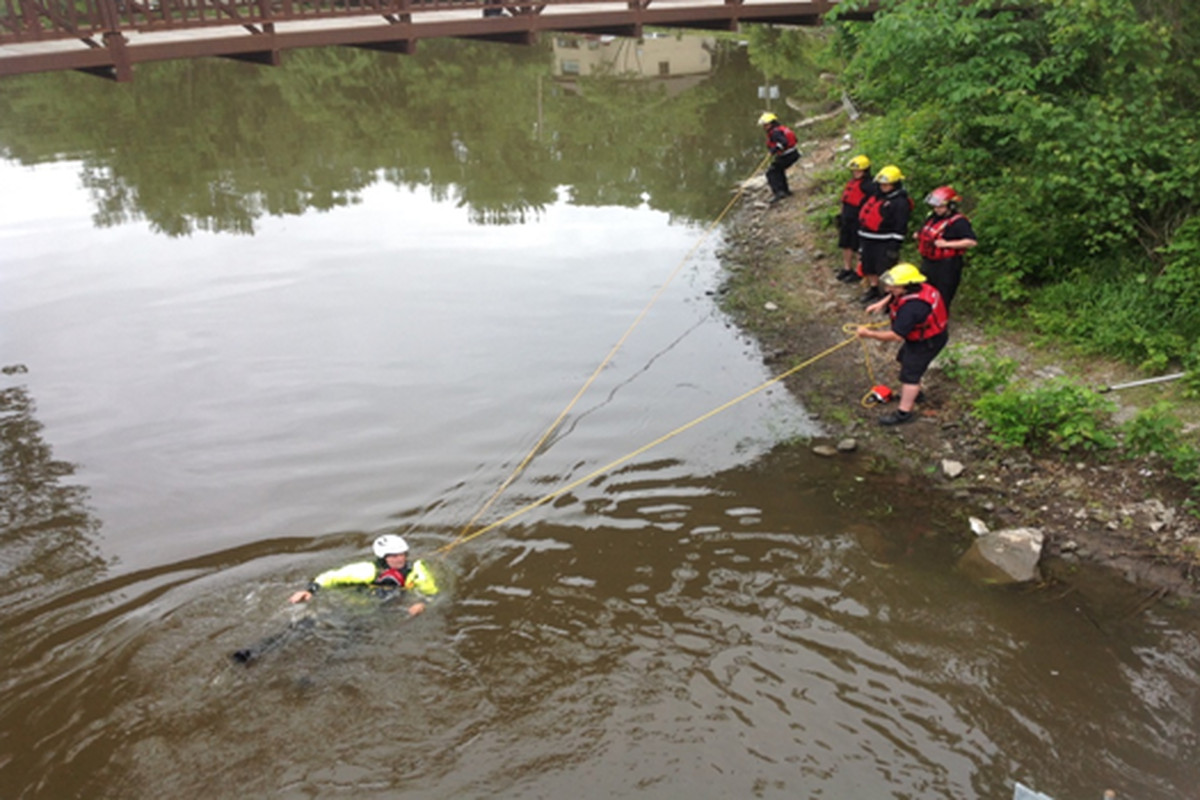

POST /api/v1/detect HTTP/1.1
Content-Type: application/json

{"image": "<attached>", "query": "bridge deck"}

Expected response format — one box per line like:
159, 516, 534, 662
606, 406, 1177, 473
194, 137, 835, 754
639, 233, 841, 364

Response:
0, 0, 870, 80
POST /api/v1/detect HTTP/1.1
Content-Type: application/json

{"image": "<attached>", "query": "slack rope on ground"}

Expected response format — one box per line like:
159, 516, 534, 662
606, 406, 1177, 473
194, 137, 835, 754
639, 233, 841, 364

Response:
844, 321, 894, 407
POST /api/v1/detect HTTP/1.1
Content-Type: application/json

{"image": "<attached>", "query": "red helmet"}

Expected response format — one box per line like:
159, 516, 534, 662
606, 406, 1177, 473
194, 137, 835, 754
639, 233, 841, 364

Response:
925, 186, 961, 207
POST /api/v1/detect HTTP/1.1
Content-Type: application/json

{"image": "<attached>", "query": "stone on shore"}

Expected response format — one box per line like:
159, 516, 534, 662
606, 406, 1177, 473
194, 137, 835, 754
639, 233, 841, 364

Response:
958, 527, 1045, 585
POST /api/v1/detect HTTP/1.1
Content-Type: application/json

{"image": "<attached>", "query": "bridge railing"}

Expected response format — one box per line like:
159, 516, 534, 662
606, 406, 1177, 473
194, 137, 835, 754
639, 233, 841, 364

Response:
2, 0, 412, 43
2, 0, 760, 44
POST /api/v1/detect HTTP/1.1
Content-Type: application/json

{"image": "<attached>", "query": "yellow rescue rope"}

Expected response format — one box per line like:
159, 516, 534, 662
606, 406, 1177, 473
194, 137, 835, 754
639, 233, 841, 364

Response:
844, 321, 894, 407
434, 332, 860, 557
432, 152, 893, 558
446, 152, 773, 547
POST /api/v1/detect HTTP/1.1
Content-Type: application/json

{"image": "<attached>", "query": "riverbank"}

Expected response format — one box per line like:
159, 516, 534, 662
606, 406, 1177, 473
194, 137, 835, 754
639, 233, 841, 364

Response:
717, 133, 1200, 603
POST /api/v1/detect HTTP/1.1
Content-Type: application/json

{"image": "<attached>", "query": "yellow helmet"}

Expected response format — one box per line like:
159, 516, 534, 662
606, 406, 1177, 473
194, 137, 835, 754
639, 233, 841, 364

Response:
757, 112, 778, 126
875, 165, 904, 185
846, 155, 871, 171
881, 263, 927, 288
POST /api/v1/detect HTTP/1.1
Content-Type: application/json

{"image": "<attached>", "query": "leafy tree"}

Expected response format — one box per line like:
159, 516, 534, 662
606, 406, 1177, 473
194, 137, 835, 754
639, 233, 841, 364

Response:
834, 0, 1200, 366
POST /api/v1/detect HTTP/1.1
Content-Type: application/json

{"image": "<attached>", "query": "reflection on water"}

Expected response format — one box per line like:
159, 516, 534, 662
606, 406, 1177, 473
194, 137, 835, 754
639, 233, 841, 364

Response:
1, 32, 1199, 800
0, 372, 106, 613
552, 32, 714, 92
0, 35, 784, 235
0, 372, 107, 795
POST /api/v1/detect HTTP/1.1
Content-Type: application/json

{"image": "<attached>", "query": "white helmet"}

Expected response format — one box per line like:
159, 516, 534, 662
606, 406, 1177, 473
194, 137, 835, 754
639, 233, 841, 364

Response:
372, 534, 409, 558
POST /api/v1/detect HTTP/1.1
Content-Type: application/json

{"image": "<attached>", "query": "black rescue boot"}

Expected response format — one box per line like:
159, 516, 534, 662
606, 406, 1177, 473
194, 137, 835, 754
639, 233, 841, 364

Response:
860, 286, 884, 304
879, 409, 916, 426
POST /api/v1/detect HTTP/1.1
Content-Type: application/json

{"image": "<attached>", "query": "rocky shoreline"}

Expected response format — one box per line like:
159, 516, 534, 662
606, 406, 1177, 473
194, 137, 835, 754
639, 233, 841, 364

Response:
717, 134, 1200, 603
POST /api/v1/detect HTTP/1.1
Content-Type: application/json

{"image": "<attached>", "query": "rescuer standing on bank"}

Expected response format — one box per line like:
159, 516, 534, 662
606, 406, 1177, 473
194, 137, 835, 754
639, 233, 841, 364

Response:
836, 154, 876, 282
758, 112, 800, 204
915, 185, 977, 309
856, 165, 911, 304
856, 263, 949, 426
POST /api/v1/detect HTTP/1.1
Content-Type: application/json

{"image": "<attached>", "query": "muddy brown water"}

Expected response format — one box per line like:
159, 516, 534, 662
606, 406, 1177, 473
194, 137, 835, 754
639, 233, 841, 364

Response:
2, 38, 1199, 799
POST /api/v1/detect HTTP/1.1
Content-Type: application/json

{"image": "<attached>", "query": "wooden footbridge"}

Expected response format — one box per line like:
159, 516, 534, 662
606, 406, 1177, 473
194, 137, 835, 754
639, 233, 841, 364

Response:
0, 0, 875, 81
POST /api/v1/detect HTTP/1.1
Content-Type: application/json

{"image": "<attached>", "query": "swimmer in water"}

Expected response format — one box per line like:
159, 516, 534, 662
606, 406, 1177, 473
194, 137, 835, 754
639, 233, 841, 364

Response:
231, 534, 438, 665
288, 534, 438, 616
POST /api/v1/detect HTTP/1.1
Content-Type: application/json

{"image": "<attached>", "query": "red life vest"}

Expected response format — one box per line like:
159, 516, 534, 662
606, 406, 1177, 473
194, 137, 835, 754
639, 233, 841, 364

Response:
917, 213, 965, 260
890, 283, 948, 341
859, 194, 884, 232
375, 565, 411, 588
841, 177, 868, 208
765, 125, 798, 153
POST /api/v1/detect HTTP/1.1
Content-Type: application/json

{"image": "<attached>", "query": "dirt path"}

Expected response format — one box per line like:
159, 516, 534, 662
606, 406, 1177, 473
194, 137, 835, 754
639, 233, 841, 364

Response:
717, 134, 1200, 601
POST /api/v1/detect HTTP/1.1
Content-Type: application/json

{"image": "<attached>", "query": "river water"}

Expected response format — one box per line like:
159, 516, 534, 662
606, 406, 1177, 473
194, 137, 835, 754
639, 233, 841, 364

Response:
1, 35, 1198, 800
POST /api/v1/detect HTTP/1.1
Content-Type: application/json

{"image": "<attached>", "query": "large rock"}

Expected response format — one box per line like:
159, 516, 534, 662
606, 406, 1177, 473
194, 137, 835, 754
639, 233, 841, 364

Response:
957, 527, 1044, 585
941, 459, 964, 479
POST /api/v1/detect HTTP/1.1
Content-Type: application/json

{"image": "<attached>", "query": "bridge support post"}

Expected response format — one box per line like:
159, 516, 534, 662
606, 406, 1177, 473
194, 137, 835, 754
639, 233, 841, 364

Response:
102, 31, 134, 81
224, 22, 281, 67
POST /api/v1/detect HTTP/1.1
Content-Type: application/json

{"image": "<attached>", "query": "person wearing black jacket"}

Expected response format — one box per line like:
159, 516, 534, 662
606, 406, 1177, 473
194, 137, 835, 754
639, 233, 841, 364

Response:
857, 263, 949, 426
915, 185, 977, 309
856, 164, 912, 303
757, 112, 800, 203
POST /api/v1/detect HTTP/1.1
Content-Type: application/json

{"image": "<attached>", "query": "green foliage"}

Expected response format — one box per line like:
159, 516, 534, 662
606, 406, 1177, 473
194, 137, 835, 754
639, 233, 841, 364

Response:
973, 379, 1118, 452
1156, 214, 1200, 306
940, 344, 1019, 395
1169, 447, 1200, 487
1122, 401, 1185, 457
1027, 266, 1200, 370
744, 26, 833, 101
835, 0, 1200, 358
1123, 402, 1200, 488
1183, 342, 1200, 399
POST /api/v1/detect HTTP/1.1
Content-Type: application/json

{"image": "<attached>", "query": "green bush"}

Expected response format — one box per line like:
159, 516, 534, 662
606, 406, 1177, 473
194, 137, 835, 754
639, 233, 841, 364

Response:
1167, 447, 1200, 488
1122, 401, 1185, 458
1183, 343, 1200, 399
973, 379, 1118, 452
940, 344, 1018, 395
1026, 270, 1199, 371
833, 0, 1200, 361
1124, 402, 1200, 489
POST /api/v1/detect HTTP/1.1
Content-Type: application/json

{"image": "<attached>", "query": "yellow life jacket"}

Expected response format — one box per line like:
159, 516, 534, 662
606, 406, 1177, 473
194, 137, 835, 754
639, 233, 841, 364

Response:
405, 559, 439, 596
310, 559, 439, 596
311, 561, 377, 588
